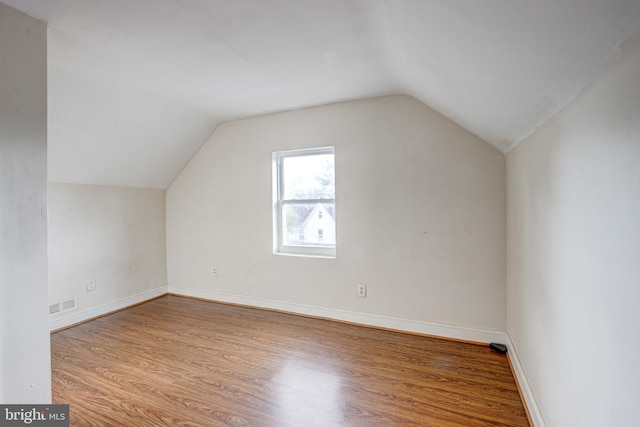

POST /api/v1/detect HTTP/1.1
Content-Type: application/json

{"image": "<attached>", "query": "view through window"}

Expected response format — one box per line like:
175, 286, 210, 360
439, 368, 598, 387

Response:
273, 147, 335, 257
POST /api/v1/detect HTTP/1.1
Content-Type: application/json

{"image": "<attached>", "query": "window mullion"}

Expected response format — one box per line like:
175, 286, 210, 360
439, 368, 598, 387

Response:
281, 198, 335, 205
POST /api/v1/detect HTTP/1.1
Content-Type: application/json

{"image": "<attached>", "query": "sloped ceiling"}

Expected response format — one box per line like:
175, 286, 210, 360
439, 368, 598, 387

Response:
3, 0, 640, 189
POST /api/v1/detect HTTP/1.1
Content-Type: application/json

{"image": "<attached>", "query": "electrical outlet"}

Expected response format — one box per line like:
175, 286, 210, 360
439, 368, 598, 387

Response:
357, 284, 367, 297
211, 267, 218, 277
87, 279, 96, 291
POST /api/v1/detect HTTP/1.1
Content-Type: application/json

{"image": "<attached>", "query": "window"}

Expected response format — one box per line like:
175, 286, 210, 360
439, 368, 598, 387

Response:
273, 147, 335, 257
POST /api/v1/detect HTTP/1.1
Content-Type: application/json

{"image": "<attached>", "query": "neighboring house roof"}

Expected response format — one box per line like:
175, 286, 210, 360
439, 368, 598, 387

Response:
292, 203, 335, 228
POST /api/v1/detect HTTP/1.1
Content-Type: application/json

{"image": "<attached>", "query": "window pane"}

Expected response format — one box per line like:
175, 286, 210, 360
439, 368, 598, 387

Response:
282, 202, 335, 247
283, 154, 335, 200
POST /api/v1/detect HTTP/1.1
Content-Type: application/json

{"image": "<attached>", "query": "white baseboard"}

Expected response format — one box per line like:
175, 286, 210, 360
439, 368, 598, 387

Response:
506, 335, 546, 427
49, 285, 168, 331
167, 284, 507, 345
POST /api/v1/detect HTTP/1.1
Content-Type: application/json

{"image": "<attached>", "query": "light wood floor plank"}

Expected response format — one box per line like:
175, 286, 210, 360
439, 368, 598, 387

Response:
51, 295, 529, 426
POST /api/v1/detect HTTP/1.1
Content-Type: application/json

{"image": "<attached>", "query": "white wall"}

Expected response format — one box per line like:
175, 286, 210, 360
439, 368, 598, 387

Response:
167, 95, 506, 336
0, 4, 50, 403
506, 35, 640, 426
48, 184, 167, 329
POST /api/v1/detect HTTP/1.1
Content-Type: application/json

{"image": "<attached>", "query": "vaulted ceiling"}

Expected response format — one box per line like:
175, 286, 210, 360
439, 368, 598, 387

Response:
3, 0, 640, 188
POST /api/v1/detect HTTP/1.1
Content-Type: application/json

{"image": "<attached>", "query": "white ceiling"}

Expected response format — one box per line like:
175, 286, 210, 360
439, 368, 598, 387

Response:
3, 0, 640, 189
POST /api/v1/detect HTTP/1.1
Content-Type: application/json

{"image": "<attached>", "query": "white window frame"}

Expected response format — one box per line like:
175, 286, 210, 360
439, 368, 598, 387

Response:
272, 147, 336, 258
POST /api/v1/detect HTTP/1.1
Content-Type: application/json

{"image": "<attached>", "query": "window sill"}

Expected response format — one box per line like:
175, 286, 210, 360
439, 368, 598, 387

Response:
274, 251, 336, 260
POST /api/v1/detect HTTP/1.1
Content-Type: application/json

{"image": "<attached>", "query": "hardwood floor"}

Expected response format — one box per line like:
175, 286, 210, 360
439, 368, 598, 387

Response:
51, 295, 529, 426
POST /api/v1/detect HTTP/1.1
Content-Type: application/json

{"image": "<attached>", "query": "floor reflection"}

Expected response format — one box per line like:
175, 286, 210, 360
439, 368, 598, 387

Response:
272, 357, 343, 426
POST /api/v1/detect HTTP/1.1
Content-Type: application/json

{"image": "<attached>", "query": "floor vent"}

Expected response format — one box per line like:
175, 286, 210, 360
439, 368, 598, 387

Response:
49, 298, 76, 315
